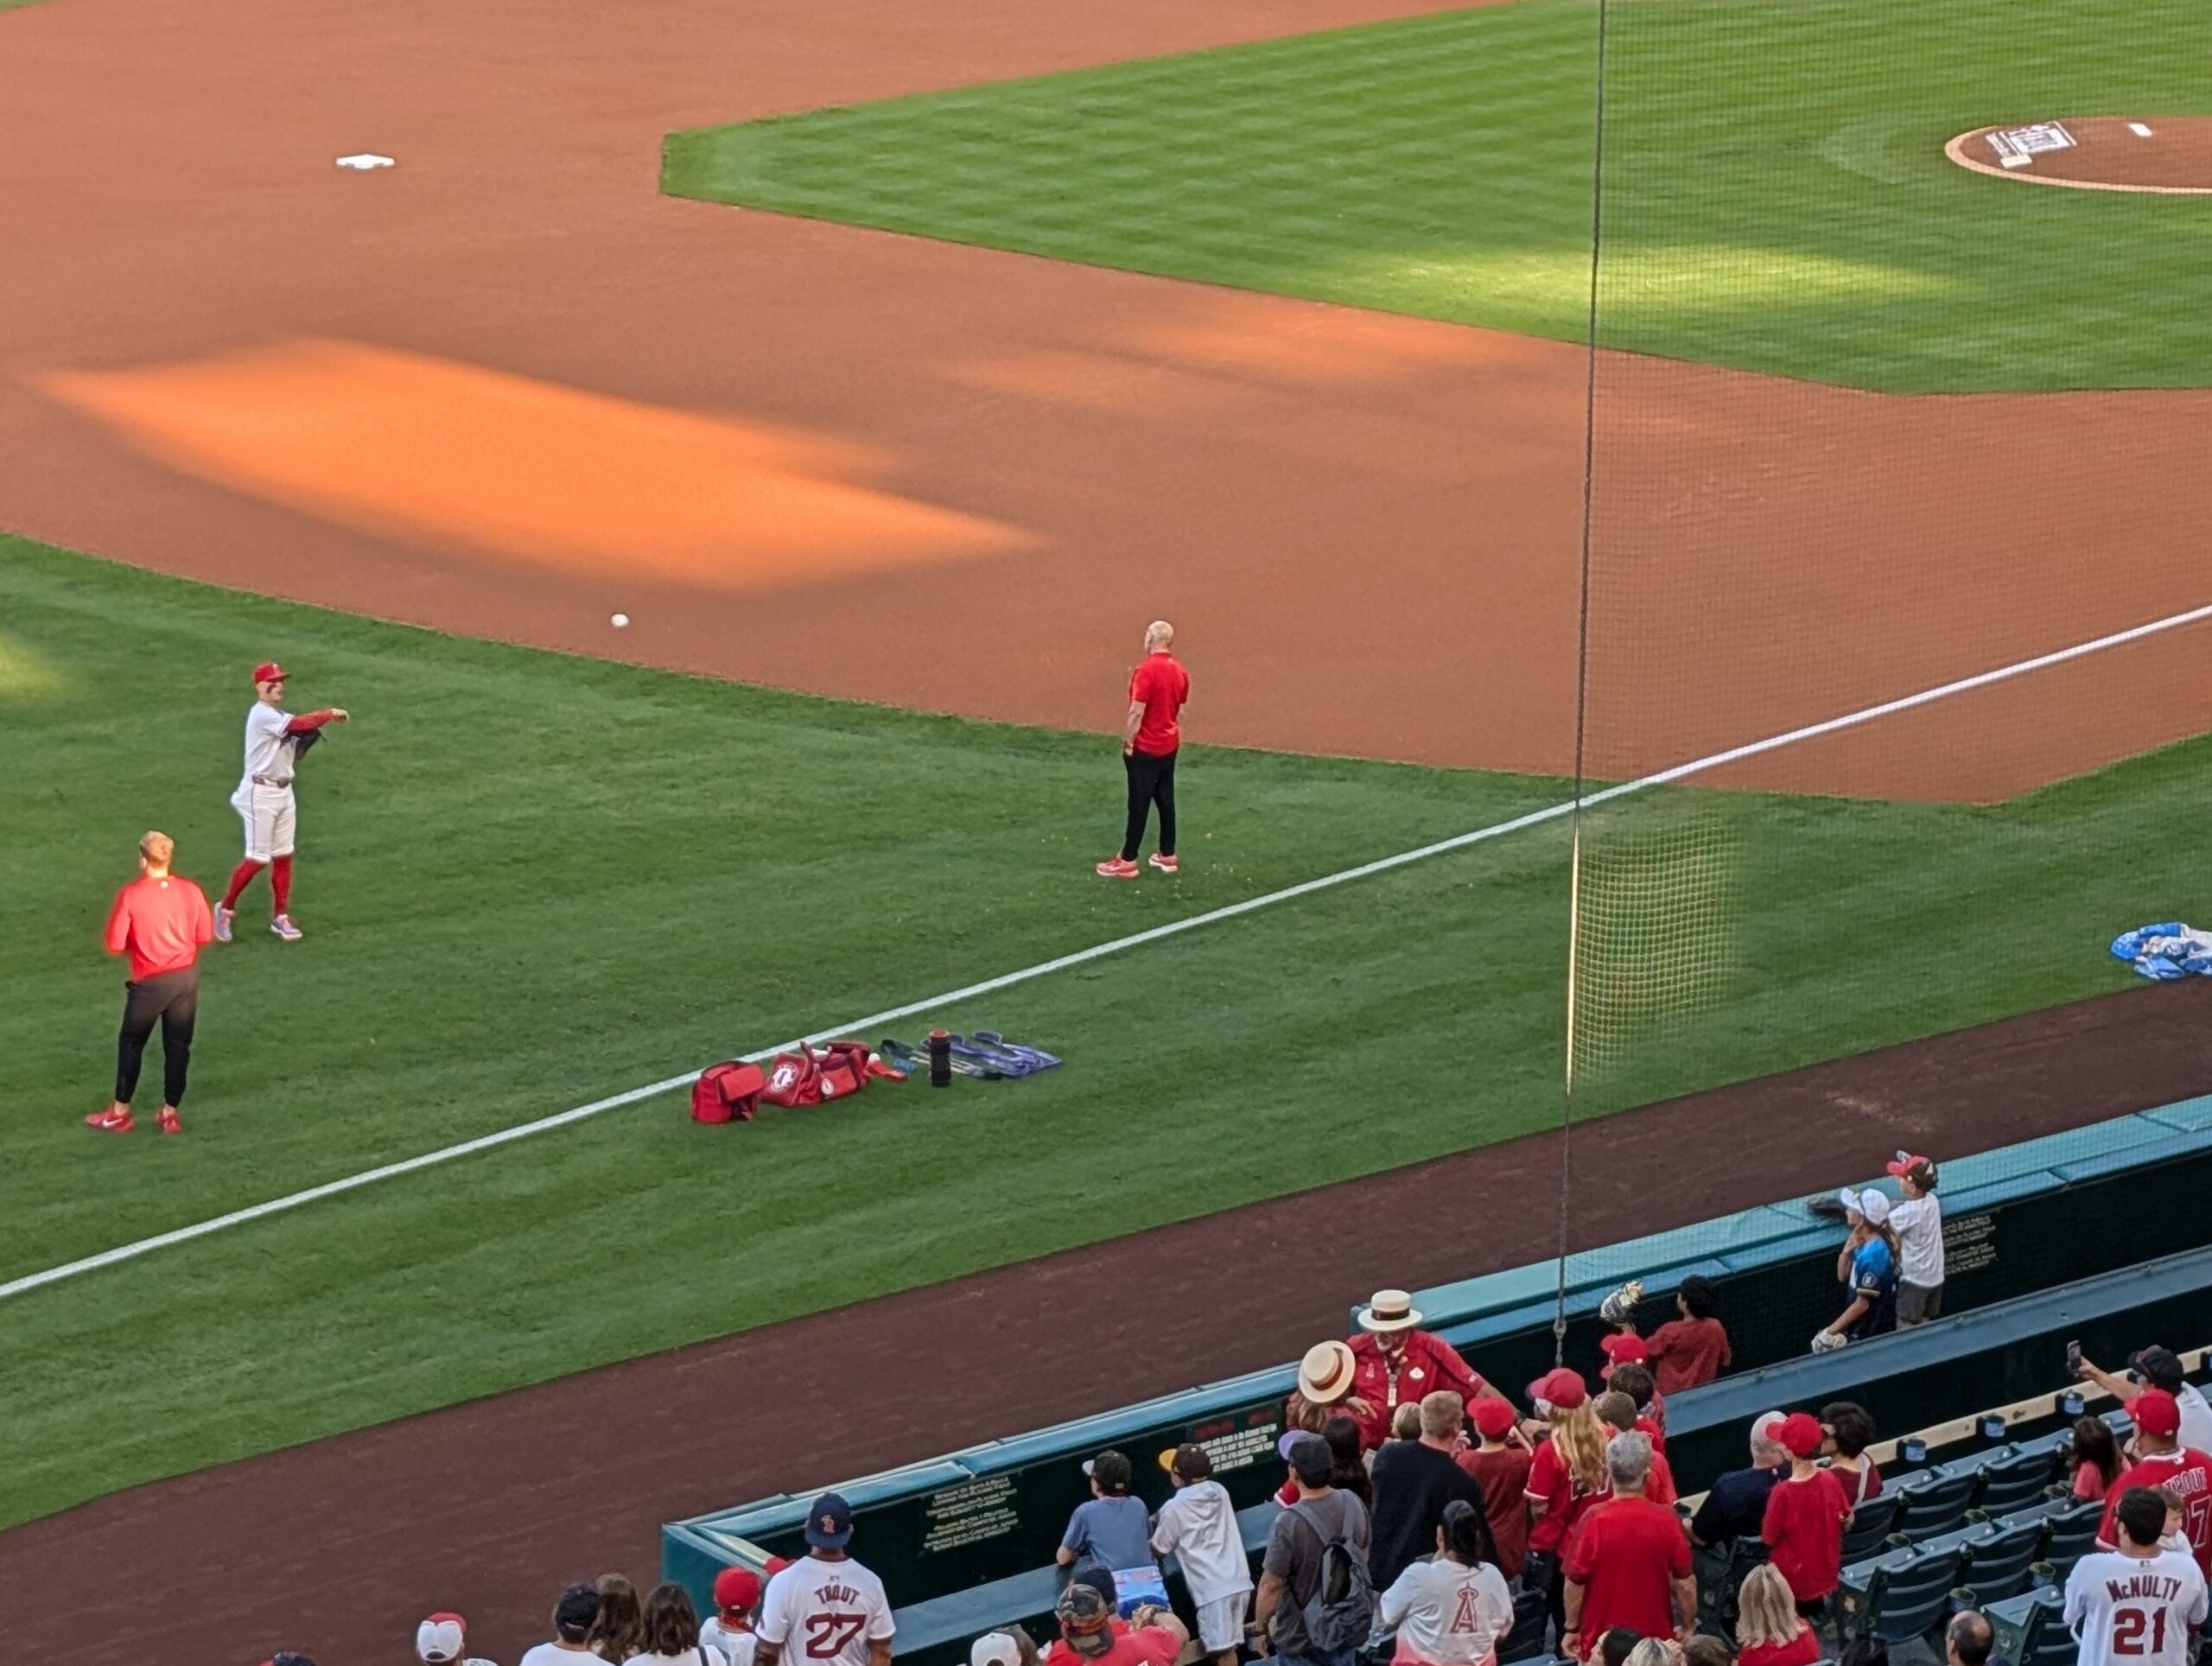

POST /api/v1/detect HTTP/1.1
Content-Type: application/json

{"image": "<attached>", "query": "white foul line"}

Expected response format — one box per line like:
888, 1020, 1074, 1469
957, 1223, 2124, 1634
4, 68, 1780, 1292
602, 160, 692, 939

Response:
8, 597, 2210, 1305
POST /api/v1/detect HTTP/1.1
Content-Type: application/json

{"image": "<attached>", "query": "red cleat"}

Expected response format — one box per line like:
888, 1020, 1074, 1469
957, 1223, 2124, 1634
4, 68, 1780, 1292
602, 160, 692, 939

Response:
1147, 853, 1179, 874
1094, 856, 1141, 880
157, 1106, 182, 1136
86, 1105, 134, 1134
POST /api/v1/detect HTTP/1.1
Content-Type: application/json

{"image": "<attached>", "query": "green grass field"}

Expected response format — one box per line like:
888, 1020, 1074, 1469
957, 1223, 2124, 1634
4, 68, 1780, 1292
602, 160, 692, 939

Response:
0, 534, 2191, 1527
664, 0, 2212, 392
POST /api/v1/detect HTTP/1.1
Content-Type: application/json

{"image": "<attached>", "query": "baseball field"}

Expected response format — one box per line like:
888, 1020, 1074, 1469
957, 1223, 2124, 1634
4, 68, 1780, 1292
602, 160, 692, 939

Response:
3, 0, 2209, 1657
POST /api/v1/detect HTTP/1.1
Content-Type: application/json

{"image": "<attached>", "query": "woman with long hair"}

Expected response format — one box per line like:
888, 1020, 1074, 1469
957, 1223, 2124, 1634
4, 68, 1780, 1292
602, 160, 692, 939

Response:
1376, 1500, 1514, 1666
590, 1574, 647, 1663
2069, 1416, 2124, 1500
1734, 1564, 1820, 1666
1526, 1370, 1611, 1635
634, 1582, 729, 1666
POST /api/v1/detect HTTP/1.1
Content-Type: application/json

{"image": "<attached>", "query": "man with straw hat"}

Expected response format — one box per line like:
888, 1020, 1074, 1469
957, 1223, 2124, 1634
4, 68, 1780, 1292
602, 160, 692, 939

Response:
1347, 1290, 1497, 1451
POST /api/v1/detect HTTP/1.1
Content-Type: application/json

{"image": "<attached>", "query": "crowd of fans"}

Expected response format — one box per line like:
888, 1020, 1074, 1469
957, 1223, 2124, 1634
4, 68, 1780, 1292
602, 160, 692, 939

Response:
257, 1154, 2211, 1666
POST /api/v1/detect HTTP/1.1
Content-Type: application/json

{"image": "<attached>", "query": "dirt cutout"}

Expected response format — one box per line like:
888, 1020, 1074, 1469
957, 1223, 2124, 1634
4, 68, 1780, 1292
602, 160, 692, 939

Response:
1948, 117, 2212, 194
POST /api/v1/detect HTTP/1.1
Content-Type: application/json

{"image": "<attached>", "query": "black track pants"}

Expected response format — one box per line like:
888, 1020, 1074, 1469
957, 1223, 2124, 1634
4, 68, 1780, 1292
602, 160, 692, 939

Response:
1122, 747, 1178, 862
116, 967, 199, 1107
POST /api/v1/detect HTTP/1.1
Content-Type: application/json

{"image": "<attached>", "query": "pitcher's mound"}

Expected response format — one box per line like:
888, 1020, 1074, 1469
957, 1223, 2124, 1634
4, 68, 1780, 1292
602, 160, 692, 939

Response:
1946, 118, 2212, 194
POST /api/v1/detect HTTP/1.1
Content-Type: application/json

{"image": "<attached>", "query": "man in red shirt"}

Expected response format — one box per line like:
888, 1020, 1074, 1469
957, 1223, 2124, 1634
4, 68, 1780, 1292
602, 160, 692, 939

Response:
1760, 1413, 1854, 1616
1096, 621, 1189, 881
88, 831, 214, 1135
1345, 1289, 1497, 1450
1561, 1431, 1695, 1659
2099, 1389, 2212, 1580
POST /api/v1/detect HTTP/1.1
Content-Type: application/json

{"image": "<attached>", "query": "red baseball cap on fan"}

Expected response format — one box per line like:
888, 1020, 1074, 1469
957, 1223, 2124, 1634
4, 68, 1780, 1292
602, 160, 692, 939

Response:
253, 661, 289, 685
1599, 1333, 1650, 1374
1776, 1412, 1825, 1457
1471, 1396, 1518, 1438
1528, 1367, 1588, 1411
715, 1566, 763, 1618
2135, 1389, 2183, 1439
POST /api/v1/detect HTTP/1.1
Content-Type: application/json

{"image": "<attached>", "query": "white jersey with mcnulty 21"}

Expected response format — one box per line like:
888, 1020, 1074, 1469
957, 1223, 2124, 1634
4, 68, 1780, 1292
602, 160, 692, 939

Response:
2064, 1547, 2209, 1666
757, 1555, 894, 1666
240, 702, 295, 788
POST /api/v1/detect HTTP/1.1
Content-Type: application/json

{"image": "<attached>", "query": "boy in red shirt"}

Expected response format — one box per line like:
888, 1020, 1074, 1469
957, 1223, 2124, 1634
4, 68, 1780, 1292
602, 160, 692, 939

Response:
1456, 1394, 1534, 1579
1648, 1276, 1731, 1395
89, 831, 213, 1135
1760, 1413, 1854, 1616
1097, 620, 1189, 880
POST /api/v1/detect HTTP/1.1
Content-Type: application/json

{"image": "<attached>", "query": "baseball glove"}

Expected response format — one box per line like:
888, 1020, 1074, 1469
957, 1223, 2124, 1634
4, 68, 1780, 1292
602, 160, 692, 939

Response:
1810, 1329, 1848, 1355
1599, 1279, 1645, 1326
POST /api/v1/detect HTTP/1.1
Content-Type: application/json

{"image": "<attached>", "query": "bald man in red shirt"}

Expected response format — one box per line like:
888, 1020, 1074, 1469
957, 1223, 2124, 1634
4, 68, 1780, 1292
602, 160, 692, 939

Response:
88, 831, 213, 1135
1096, 620, 1190, 881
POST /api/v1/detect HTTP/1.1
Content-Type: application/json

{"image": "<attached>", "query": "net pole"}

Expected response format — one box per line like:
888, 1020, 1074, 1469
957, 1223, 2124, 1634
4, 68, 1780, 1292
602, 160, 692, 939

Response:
1554, 0, 1612, 1366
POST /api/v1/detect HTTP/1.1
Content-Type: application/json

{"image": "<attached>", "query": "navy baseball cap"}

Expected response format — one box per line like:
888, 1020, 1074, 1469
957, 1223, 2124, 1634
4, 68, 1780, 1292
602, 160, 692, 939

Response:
804, 1491, 856, 1548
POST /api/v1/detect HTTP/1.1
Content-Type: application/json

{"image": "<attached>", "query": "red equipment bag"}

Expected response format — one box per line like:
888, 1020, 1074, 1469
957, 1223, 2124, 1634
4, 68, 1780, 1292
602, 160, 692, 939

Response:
691, 1060, 766, 1124
760, 1049, 823, 1109
814, 1040, 874, 1101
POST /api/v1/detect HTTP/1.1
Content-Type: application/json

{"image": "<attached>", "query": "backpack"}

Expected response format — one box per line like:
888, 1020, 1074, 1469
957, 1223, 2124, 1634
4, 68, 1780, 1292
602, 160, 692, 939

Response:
760, 1048, 823, 1108
691, 1061, 766, 1124
1287, 1497, 1376, 1652
813, 1040, 874, 1101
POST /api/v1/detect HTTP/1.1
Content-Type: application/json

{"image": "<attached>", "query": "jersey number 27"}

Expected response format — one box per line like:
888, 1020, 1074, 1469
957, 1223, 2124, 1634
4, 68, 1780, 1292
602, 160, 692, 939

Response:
804, 1614, 868, 1659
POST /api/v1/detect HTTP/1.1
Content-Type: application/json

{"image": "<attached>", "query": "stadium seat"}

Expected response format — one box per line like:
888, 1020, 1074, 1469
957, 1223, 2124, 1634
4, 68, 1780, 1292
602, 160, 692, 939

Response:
1841, 1492, 1903, 1561
1955, 1517, 2048, 1605
1973, 1449, 2063, 1517
1497, 1587, 1552, 1663
1895, 1472, 1980, 1542
2015, 1590, 2080, 1666
2038, 1498, 2105, 1575
1841, 1545, 1967, 1644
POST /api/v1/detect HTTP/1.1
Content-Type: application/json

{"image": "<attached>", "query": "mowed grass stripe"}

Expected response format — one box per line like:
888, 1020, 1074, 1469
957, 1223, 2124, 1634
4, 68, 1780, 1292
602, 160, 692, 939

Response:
0, 533, 2193, 1527
664, 0, 2212, 391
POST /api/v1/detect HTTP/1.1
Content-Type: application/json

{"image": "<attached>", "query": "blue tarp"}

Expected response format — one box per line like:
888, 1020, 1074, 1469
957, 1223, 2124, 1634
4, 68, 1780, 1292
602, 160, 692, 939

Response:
2111, 921, 2212, 980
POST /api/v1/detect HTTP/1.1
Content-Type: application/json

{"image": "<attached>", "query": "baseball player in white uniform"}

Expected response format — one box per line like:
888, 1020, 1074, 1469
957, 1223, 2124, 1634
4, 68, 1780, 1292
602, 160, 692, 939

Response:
2067, 1487, 2208, 1666
213, 662, 347, 944
756, 1494, 894, 1666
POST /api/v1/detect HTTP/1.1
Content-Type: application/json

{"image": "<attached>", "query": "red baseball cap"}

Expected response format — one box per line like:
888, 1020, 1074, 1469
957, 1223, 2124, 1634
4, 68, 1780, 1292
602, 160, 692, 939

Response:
1776, 1412, 1825, 1457
1529, 1367, 1588, 1411
715, 1566, 763, 1616
1886, 1153, 1935, 1178
2135, 1389, 2183, 1439
1599, 1333, 1650, 1370
1471, 1396, 1518, 1438
765, 1555, 795, 1577
253, 661, 289, 685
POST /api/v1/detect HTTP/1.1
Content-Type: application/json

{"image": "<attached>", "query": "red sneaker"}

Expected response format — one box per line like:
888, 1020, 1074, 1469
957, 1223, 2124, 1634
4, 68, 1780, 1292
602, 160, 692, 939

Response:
1147, 853, 1179, 874
1094, 856, 1140, 880
85, 1105, 135, 1134
157, 1106, 182, 1136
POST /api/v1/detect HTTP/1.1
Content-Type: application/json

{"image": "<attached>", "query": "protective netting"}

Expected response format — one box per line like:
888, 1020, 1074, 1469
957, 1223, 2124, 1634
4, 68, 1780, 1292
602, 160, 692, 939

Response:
1555, 0, 2212, 1273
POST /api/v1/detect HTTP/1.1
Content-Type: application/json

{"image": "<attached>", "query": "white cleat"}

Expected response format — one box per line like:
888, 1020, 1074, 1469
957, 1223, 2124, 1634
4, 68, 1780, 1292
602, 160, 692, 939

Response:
212, 905, 233, 943
270, 914, 304, 942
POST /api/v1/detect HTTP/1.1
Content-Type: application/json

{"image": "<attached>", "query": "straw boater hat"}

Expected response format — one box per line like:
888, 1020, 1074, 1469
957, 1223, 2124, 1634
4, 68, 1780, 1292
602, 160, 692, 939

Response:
1357, 1289, 1424, 1334
1297, 1339, 1358, 1402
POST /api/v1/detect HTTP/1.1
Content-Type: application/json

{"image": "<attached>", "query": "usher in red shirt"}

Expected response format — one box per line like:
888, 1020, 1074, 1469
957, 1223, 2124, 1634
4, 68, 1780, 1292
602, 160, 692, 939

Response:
105, 874, 214, 982
1128, 652, 1189, 756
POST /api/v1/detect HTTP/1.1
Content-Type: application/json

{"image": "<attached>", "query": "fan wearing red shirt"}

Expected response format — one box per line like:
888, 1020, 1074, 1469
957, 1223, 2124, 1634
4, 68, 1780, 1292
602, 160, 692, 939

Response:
1561, 1430, 1695, 1661
2098, 1389, 2212, 1580
1456, 1395, 1535, 1580
1096, 621, 1189, 881
1647, 1277, 1731, 1396
87, 831, 214, 1136
1760, 1414, 1855, 1613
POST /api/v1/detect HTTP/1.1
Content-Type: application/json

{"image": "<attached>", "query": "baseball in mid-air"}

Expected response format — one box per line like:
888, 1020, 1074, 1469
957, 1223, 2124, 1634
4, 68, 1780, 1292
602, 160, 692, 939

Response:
611, 613, 630, 629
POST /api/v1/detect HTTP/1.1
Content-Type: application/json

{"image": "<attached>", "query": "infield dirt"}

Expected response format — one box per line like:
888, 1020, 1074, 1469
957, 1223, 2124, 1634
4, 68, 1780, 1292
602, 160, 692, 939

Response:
3, 0, 2210, 801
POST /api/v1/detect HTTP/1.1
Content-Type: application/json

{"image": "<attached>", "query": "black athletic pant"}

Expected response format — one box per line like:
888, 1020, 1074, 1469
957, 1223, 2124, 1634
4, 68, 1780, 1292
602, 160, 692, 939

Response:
115, 967, 199, 1108
1122, 747, 1178, 862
